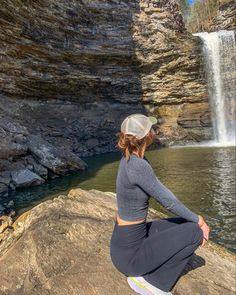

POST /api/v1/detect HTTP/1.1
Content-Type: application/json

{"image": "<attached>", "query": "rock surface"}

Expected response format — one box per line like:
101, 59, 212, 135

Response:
0, 0, 213, 195
0, 188, 235, 295
133, 0, 211, 144
209, 0, 236, 31
0, 95, 89, 196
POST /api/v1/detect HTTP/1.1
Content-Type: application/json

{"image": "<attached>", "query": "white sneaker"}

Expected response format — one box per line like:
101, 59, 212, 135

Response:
127, 276, 172, 295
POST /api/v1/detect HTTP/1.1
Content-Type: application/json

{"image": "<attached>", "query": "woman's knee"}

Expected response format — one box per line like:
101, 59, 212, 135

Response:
183, 222, 203, 246
190, 222, 204, 245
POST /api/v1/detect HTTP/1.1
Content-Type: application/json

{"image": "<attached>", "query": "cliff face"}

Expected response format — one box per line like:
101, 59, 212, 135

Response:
0, 1, 142, 102
0, 0, 210, 196
209, 0, 236, 31
133, 0, 211, 143
0, 0, 145, 197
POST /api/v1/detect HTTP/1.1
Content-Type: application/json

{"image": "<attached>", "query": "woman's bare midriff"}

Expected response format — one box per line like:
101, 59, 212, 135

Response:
116, 213, 146, 226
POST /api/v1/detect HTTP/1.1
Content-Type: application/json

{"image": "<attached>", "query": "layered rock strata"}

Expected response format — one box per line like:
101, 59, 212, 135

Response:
0, 0, 211, 196
133, 0, 211, 144
209, 0, 236, 31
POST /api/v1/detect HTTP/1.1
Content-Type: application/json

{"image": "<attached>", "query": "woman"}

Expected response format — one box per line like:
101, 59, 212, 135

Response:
110, 113, 210, 295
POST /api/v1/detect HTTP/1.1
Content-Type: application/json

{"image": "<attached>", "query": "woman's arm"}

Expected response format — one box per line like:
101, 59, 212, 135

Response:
126, 157, 199, 223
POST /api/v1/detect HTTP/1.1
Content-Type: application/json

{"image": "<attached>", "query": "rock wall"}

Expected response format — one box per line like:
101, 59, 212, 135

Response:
0, 0, 211, 196
133, 0, 211, 144
0, 1, 143, 102
209, 0, 236, 31
0, 1, 145, 197
0, 188, 235, 295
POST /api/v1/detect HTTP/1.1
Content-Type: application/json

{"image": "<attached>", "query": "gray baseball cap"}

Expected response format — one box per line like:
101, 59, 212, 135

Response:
121, 113, 157, 139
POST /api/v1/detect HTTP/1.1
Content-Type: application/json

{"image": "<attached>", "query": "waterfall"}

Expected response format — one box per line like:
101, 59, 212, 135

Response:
193, 30, 236, 146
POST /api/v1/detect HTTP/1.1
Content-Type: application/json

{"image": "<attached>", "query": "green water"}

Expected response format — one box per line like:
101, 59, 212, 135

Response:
5, 146, 236, 253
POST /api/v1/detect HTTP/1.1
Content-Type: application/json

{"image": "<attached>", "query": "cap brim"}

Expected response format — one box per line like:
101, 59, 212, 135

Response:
148, 116, 157, 125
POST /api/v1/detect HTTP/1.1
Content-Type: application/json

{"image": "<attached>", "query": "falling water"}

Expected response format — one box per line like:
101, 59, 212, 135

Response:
193, 30, 236, 146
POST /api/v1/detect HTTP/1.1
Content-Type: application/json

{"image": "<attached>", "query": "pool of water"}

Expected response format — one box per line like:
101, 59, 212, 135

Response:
3, 146, 236, 253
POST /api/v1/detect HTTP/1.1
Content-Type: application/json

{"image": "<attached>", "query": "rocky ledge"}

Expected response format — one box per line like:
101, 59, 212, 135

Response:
0, 188, 235, 295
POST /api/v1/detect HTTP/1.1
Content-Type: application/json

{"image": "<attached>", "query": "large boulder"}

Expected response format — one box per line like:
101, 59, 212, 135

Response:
0, 188, 235, 295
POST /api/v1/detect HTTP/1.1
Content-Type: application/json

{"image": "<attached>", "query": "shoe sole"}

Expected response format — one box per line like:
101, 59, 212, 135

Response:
127, 277, 154, 295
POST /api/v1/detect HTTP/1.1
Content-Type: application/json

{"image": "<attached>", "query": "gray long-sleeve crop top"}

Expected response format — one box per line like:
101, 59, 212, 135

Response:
116, 154, 199, 223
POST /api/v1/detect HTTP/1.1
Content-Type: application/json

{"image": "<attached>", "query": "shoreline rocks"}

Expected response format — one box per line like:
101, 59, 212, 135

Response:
0, 98, 89, 196
0, 188, 235, 295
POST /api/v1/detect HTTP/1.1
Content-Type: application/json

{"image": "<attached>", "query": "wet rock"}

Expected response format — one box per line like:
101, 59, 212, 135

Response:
0, 175, 10, 186
0, 183, 9, 197
24, 155, 48, 179
0, 205, 5, 216
27, 135, 88, 175
6, 200, 14, 209
11, 169, 45, 188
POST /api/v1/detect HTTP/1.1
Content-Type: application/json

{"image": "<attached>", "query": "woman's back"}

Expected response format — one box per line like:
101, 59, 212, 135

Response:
116, 153, 199, 224
116, 154, 150, 222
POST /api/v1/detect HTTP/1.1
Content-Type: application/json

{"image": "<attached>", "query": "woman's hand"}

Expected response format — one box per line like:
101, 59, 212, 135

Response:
198, 215, 210, 247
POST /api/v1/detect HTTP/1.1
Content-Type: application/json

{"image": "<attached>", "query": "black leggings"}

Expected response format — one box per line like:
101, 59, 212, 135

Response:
110, 217, 203, 292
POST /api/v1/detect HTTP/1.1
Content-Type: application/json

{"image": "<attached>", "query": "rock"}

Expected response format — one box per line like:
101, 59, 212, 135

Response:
9, 182, 16, 191
0, 175, 11, 186
0, 118, 28, 136
132, 0, 210, 143
0, 2, 142, 102
6, 200, 14, 209
11, 169, 45, 188
209, 0, 236, 31
0, 183, 9, 197
0, 139, 28, 160
177, 102, 211, 128
85, 138, 100, 149
27, 135, 88, 175
13, 134, 28, 145
0, 188, 234, 295
0, 205, 5, 216
153, 102, 213, 144
0, 216, 13, 234
24, 155, 48, 179
0, 1, 209, 136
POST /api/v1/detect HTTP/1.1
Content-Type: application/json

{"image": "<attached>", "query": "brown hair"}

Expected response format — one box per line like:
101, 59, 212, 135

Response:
116, 129, 155, 161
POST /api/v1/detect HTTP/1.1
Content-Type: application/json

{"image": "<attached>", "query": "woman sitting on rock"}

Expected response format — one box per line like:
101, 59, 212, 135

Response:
110, 113, 210, 295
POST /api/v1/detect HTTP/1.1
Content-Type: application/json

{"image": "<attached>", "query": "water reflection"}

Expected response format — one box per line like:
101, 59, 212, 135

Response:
210, 148, 236, 250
